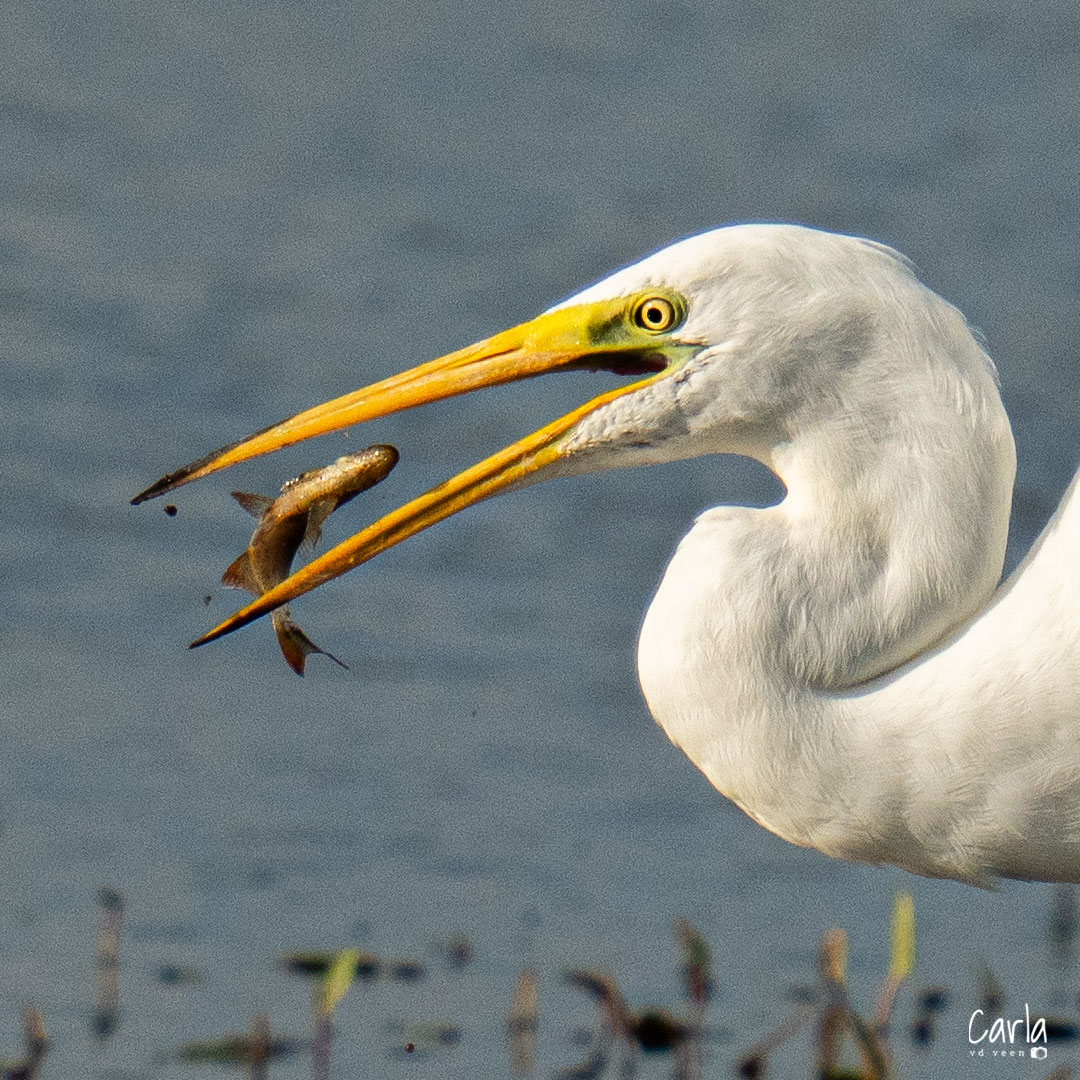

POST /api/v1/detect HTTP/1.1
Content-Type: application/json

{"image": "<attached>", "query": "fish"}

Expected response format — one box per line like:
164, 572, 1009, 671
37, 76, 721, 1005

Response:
221, 445, 399, 674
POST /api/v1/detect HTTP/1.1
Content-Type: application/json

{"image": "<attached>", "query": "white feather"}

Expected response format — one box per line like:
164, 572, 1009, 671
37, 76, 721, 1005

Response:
551, 224, 1077, 884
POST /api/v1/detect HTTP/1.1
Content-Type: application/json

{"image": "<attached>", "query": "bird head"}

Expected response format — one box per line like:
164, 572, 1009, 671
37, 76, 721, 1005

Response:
132, 224, 1008, 647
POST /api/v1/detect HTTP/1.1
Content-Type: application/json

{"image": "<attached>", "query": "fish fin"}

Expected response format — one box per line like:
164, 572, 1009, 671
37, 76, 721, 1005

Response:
272, 609, 349, 676
231, 491, 273, 518
302, 497, 337, 549
221, 551, 260, 594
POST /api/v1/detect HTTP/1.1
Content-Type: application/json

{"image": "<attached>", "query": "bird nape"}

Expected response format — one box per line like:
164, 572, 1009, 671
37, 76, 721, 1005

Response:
133, 223, 1080, 887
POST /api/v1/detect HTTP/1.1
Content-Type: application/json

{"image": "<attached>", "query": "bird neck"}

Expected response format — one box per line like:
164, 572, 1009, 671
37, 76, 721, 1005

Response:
766, 416, 1015, 687
637, 391, 1016, 849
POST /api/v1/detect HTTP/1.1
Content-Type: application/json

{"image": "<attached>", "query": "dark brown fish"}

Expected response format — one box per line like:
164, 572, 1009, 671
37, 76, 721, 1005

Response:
222, 445, 398, 674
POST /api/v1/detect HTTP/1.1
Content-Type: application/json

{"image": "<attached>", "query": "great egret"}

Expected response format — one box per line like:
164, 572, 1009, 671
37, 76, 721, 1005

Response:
134, 224, 1080, 886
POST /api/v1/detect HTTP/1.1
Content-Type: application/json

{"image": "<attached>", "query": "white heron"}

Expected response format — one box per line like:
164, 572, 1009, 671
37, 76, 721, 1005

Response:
134, 224, 1080, 887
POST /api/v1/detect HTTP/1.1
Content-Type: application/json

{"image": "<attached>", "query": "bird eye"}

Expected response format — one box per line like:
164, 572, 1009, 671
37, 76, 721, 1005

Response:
632, 294, 682, 334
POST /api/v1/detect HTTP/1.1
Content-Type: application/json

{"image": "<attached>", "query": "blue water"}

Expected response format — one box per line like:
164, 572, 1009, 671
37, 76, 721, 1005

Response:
2, 2, 1079, 1077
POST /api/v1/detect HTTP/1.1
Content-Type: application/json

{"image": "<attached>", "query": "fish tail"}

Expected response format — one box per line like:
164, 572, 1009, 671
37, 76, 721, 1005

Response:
271, 608, 348, 676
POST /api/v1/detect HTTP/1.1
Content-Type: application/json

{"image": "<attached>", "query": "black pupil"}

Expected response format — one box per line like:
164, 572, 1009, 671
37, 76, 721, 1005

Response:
647, 304, 663, 324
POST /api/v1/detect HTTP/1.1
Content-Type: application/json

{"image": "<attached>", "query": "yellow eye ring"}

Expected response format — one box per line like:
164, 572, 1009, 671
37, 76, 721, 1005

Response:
632, 294, 682, 334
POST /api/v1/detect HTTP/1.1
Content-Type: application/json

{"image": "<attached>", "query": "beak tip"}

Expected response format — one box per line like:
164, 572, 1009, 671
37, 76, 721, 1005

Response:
131, 474, 175, 505
190, 602, 270, 649
189, 623, 229, 649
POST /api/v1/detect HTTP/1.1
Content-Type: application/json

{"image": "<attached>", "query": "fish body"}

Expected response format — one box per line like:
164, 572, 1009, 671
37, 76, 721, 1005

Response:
222, 445, 399, 674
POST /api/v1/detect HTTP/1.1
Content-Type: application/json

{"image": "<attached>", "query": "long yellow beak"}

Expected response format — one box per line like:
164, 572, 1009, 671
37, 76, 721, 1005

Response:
132, 293, 692, 647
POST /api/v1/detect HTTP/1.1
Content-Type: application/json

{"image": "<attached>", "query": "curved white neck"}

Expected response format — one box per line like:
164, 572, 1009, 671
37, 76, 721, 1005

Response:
636, 363, 1023, 881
